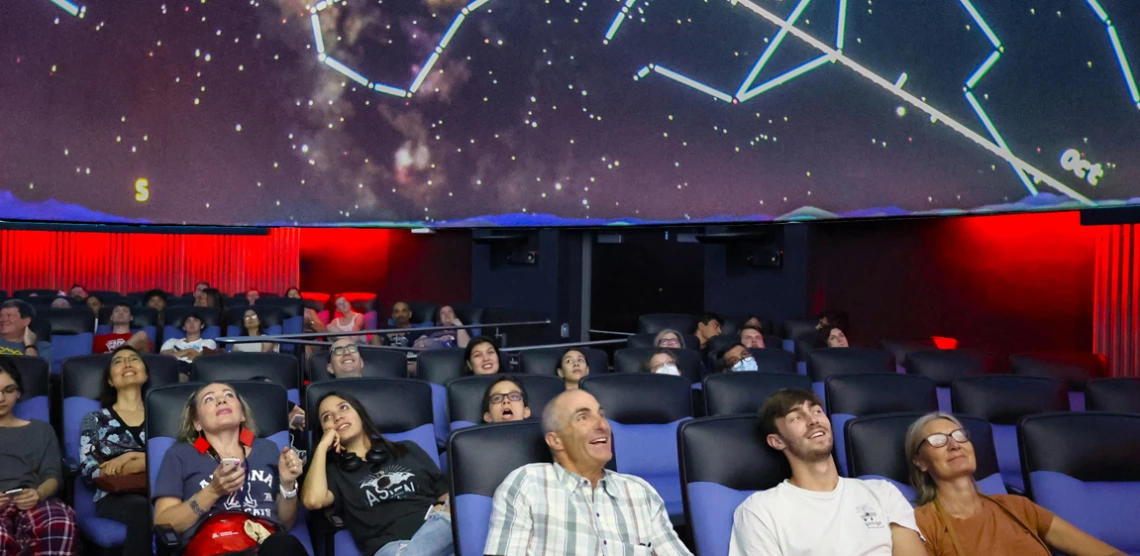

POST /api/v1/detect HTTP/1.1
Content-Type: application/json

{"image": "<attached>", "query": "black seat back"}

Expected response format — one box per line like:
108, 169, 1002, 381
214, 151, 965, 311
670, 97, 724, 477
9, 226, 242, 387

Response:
309, 349, 408, 382
703, 372, 811, 416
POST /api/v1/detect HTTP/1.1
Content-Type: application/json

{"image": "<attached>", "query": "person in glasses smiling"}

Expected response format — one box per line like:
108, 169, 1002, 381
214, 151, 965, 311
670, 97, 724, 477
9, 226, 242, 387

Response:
481, 377, 532, 424
326, 338, 365, 379
906, 412, 1123, 556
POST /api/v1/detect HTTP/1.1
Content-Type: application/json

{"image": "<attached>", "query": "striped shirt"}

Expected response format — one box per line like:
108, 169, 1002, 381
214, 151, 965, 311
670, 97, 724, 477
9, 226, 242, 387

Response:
484, 462, 692, 556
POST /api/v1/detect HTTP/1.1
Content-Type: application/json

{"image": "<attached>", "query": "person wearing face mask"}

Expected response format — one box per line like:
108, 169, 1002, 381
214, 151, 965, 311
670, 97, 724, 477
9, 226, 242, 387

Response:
718, 343, 759, 372
556, 348, 590, 390
642, 349, 681, 376
482, 377, 532, 423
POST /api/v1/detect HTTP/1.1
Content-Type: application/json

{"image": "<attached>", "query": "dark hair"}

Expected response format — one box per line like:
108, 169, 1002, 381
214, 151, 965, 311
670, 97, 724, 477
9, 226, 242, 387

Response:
201, 288, 224, 309
640, 349, 677, 373
463, 336, 499, 374
70, 284, 86, 293
240, 308, 266, 336
739, 324, 763, 337
110, 301, 133, 317
816, 309, 849, 332
0, 357, 23, 393
814, 325, 845, 349
757, 388, 824, 438
99, 345, 150, 408
698, 311, 722, 327
316, 391, 407, 458
481, 376, 530, 415
557, 348, 587, 374
144, 289, 167, 303
183, 312, 205, 330
716, 342, 748, 371
284, 287, 300, 297
1, 299, 35, 320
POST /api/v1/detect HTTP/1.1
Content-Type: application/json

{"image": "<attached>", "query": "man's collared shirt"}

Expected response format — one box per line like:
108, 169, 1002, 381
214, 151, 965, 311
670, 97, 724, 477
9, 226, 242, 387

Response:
484, 462, 692, 556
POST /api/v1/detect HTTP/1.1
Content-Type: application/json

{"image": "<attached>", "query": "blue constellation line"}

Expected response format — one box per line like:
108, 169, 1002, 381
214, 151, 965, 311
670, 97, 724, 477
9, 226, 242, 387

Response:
308, 0, 492, 98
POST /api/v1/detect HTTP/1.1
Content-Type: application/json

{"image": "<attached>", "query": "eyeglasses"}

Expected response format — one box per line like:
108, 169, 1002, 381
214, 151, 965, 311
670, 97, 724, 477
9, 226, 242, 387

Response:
244, 314, 258, 320
658, 338, 681, 347
489, 391, 523, 404
918, 428, 970, 452
331, 344, 360, 356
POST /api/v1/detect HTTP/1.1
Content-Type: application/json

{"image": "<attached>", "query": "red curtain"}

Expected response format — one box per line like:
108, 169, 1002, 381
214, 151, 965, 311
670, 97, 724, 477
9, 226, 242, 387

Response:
0, 228, 300, 296
1094, 224, 1140, 377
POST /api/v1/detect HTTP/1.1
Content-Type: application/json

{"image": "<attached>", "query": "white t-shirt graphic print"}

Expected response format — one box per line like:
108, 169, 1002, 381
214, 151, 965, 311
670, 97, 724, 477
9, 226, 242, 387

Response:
729, 478, 921, 556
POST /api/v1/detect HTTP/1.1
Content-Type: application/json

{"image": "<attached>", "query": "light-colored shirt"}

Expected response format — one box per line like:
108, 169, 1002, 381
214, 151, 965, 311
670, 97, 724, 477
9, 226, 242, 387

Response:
159, 337, 217, 362
730, 478, 920, 556
484, 462, 692, 556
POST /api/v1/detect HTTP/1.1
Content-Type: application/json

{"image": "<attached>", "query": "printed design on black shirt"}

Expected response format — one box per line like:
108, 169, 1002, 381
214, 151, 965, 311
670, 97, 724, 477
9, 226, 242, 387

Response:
198, 468, 276, 517
857, 504, 884, 529
0, 346, 24, 355
358, 464, 417, 506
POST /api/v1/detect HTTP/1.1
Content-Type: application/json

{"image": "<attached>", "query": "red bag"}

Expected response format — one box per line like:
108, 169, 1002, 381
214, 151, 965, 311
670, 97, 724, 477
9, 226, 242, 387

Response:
183, 512, 276, 556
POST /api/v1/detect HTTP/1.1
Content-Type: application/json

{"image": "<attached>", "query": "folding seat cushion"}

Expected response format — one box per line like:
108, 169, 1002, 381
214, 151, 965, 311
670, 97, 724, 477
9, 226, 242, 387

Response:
613, 347, 703, 383
627, 332, 700, 350
446, 374, 563, 430
42, 307, 96, 372
638, 313, 699, 335
702, 372, 811, 416
806, 347, 895, 408
580, 373, 692, 517
679, 415, 790, 556
905, 349, 1000, 412
845, 412, 1005, 503
951, 375, 1067, 492
826, 374, 937, 476
518, 346, 608, 375
191, 352, 300, 405
308, 348, 408, 382
1085, 377, 1140, 413
1020, 412, 1140, 554
1010, 352, 1107, 411
6, 356, 50, 422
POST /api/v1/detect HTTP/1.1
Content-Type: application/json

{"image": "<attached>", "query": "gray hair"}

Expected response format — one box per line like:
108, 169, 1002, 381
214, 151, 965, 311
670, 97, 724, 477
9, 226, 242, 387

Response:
542, 391, 570, 434
653, 329, 685, 348
905, 412, 966, 506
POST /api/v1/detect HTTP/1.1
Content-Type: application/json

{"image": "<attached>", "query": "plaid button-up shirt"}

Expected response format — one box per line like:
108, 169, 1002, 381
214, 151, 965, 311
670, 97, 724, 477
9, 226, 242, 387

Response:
484, 463, 692, 556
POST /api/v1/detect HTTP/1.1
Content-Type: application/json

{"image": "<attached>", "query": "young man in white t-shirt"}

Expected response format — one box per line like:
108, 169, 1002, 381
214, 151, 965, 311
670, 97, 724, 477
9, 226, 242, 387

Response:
159, 313, 219, 363
729, 389, 926, 556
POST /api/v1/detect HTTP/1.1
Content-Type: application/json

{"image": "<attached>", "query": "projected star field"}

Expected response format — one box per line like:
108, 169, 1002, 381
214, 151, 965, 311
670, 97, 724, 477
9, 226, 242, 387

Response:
0, 0, 1138, 226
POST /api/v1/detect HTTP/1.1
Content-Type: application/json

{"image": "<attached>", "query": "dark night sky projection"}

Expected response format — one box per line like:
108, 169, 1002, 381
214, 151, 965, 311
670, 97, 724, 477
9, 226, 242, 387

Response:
1, 0, 1138, 226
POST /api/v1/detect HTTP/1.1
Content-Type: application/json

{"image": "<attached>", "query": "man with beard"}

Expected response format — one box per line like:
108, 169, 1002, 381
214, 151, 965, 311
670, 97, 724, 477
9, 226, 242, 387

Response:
729, 389, 926, 555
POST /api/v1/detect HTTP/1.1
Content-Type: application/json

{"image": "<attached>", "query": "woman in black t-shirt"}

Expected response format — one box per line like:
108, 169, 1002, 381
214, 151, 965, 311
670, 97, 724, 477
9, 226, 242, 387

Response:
301, 392, 453, 556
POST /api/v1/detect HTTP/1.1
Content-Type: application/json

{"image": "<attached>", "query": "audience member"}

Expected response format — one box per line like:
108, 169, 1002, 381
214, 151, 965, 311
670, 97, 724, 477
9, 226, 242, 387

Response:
94, 303, 152, 354
421, 305, 470, 349
816, 309, 849, 332
740, 324, 766, 349
557, 348, 589, 390
729, 389, 925, 555
0, 300, 53, 360
718, 343, 757, 373
0, 358, 79, 555
464, 336, 501, 375
376, 301, 422, 348
654, 329, 685, 348
482, 377, 531, 423
815, 325, 849, 349
742, 315, 765, 332
642, 349, 680, 375
906, 412, 1122, 556
69, 285, 88, 302
85, 294, 103, 321
78, 346, 151, 554
152, 382, 306, 555
284, 287, 301, 299
485, 390, 690, 555
326, 338, 364, 379
195, 288, 224, 310
245, 289, 260, 306
50, 297, 71, 309
302, 391, 452, 556
326, 296, 365, 344
232, 309, 279, 353
145, 289, 168, 326
695, 312, 723, 351
194, 282, 210, 295
159, 313, 219, 363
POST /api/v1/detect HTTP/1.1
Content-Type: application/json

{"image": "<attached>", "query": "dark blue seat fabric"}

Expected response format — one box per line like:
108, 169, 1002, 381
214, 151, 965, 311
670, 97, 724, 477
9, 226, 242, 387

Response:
702, 372, 811, 416
679, 415, 789, 556
7, 356, 50, 423
415, 348, 467, 446
1020, 412, 1140, 554
162, 306, 222, 344
1010, 352, 1107, 411
96, 306, 158, 337
807, 348, 895, 409
613, 347, 704, 384
845, 412, 1005, 503
951, 375, 1068, 492
41, 307, 96, 373
638, 313, 699, 335
256, 297, 304, 338
905, 349, 1001, 412
705, 334, 792, 373
446, 374, 563, 430
627, 333, 701, 350
223, 304, 284, 339
779, 318, 818, 341
191, 352, 301, 405
448, 422, 553, 556
517, 346, 609, 375
880, 339, 938, 373
826, 374, 937, 476
580, 373, 692, 518
308, 348, 408, 382
15, 288, 59, 299
1085, 378, 1140, 413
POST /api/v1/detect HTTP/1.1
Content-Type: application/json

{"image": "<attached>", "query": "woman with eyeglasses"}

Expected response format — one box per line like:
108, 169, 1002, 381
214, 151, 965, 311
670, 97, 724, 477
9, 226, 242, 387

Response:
905, 412, 1123, 556
231, 309, 279, 353
653, 329, 685, 349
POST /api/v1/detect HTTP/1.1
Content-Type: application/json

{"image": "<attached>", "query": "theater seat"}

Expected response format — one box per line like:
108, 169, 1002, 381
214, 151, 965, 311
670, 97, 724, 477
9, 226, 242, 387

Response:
625, 333, 699, 350
905, 349, 1000, 411
613, 347, 703, 384
191, 352, 300, 405
679, 415, 790, 556
42, 307, 96, 373
1010, 351, 1107, 411
638, 313, 699, 335
308, 349, 408, 382
446, 374, 563, 430
580, 373, 692, 519
304, 378, 439, 466
806, 347, 895, 408
224, 304, 284, 338
845, 412, 1005, 503
702, 372, 811, 416
448, 422, 554, 556
1020, 412, 1140, 554
96, 306, 158, 345
826, 374, 937, 476
951, 375, 1067, 492
162, 306, 222, 344
518, 346, 608, 375
705, 335, 789, 372
1085, 377, 1140, 413
415, 348, 467, 446
15, 288, 59, 298
7, 356, 50, 423
880, 338, 937, 373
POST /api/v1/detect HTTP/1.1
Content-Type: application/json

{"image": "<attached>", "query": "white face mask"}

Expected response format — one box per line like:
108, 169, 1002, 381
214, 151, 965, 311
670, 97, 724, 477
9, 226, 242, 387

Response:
655, 364, 680, 376
732, 357, 759, 372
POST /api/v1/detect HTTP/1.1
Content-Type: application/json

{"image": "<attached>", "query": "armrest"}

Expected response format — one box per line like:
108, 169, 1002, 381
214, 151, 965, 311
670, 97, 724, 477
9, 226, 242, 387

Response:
154, 524, 181, 555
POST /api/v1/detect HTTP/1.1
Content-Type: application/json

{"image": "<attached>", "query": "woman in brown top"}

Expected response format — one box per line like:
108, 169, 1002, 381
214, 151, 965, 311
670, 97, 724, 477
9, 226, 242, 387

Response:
905, 412, 1123, 556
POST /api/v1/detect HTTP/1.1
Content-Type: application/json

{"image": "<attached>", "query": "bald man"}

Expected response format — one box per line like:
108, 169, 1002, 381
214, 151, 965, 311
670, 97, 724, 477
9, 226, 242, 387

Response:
484, 390, 691, 555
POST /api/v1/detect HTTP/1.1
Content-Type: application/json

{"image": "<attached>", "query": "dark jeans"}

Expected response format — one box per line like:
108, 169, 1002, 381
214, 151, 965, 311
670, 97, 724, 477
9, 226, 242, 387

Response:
257, 532, 308, 555
95, 493, 152, 555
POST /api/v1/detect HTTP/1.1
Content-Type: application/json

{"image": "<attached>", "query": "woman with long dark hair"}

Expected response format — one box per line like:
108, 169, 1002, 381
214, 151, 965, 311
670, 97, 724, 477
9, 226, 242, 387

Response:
231, 309, 278, 353
302, 391, 452, 556
463, 336, 500, 375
